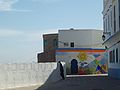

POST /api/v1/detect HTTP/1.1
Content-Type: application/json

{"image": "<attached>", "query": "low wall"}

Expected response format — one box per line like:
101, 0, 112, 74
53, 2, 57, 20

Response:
108, 68, 120, 79
0, 62, 66, 89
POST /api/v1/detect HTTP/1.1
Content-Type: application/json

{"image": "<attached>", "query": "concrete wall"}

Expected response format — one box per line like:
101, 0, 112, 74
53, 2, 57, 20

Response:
0, 62, 66, 89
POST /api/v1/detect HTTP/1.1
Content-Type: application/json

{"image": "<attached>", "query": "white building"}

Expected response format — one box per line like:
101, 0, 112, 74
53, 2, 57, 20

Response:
58, 29, 104, 49
103, 0, 120, 78
56, 29, 108, 75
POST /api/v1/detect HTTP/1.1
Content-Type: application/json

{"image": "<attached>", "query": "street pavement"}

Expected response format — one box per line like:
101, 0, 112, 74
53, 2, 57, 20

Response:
6, 75, 120, 90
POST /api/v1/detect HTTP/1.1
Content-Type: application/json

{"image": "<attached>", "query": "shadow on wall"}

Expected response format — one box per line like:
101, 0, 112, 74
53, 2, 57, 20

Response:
36, 62, 66, 90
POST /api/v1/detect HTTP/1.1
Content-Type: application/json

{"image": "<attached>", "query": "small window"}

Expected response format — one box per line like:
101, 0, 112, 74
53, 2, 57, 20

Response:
64, 42, 69, 47
70, 42, 74, 47
111, 11, 112, 28
109, 51, 113, 63
44, 40, 48, 47
113, 50, 115, 63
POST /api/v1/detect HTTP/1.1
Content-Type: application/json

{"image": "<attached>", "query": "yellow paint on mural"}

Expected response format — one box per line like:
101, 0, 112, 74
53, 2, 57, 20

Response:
101, 64, 108, 72
77, 52, 88, 61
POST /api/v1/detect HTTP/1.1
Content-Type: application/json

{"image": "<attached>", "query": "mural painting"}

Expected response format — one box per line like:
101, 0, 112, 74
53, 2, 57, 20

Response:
56, 48, 108, 75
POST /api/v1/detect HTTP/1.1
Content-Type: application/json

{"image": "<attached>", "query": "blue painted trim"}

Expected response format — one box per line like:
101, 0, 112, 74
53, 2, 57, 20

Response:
56, 48, 105, 50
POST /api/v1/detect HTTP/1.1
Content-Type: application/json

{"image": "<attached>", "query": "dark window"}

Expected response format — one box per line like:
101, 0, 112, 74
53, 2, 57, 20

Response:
106, 19, 107, 32
114, 6, 116, 33
111, 11, 112, 28
113, 50, 115, 63
70, 42, 74, 47
53, 39, 58, 47
109, 51, 113, 63
109, 50, 115, 63
116, 48, 119, 63
104, 21, 105, 32
119, 16, 120, 29
119, 0, 120, 29
108, 15, 110, 31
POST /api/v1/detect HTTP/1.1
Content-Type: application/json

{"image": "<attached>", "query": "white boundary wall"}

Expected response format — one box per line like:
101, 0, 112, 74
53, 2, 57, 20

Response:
0, 62, 66, 89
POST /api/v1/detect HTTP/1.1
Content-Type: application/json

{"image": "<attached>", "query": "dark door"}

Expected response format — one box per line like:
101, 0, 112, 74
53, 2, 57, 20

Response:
71, 59, 78, 74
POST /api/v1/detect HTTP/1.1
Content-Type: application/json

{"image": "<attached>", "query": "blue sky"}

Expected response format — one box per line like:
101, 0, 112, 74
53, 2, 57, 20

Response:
0, 0, 103, 63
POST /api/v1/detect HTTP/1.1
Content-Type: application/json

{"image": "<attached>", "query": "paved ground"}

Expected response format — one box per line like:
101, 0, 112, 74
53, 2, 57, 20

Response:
6, 75, 120, 90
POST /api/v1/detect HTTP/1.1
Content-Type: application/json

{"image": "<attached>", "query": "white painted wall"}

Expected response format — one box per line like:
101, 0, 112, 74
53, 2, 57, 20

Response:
58, 29, 104, 49
103, 0, 120, 40
0, 62, 66, 89
103, 0, 120, 70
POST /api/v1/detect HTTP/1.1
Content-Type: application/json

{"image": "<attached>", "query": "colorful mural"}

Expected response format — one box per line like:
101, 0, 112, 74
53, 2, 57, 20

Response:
56, 48, 108, 75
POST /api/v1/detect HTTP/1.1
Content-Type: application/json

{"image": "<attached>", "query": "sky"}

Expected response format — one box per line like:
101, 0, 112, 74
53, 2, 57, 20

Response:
0, 0, 103, 63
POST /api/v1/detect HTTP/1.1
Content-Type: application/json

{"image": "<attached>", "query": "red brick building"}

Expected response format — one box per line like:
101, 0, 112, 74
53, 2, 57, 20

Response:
37, 34, 58, 62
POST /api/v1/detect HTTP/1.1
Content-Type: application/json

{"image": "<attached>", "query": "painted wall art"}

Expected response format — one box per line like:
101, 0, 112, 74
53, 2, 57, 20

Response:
56, 48, 108, 75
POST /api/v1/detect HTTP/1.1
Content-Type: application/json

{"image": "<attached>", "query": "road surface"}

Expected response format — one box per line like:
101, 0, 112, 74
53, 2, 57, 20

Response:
7, 75, 120, 90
